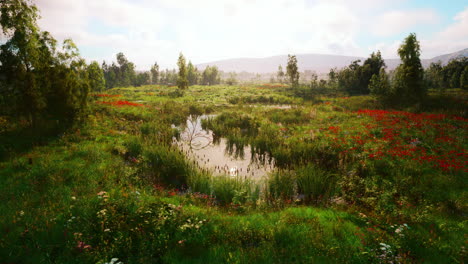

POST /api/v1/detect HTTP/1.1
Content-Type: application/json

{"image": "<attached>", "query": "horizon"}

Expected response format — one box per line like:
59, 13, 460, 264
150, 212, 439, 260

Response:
29, 0, 468, 70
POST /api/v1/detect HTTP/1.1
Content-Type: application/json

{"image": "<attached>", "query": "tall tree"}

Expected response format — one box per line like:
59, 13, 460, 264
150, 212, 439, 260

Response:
177, 53, 188, 90
187, 61, 198, 86
425, 61, 444, 91
369, 68, 391, 103
461, 65, 468, 90
87, 61, 105, 92
360, 51, 386, 94
201, 66, 220, 85
150, 62, 159, 84
286, 55, 299, 88
277, 65, 285, 83
115, 52, 136, 87
0, 0, 88, 126
393, 33, 425, 104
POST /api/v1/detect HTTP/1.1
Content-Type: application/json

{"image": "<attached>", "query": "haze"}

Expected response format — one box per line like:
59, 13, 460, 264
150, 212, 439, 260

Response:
33, 0, 468, 70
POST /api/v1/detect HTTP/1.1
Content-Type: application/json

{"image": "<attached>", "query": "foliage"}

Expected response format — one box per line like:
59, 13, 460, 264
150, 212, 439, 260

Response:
87, 61, 106, 92
335, 51, 386, 95
277, 65, 285, 84
177, 53, 188, 90
150, 62, 159, 84
187, 61, 199, 86
392, 33, 425, 105
286, 54, 299, 88
201, 66, 221, 85
102, 53, 137, 88
0, 0, 89, 127
425, 61, 444, 91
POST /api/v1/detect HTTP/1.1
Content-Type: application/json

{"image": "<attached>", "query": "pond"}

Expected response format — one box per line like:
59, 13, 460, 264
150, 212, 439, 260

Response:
173, 115, 275, 179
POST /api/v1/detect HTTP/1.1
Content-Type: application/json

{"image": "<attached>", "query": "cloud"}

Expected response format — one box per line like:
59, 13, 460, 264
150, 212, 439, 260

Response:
371, 9, 439, 37
369, 7, 468, 59
29, 0, 466, 69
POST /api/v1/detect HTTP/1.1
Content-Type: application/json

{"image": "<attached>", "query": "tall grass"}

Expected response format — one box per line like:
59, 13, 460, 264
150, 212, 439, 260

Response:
296, 164, 336, 204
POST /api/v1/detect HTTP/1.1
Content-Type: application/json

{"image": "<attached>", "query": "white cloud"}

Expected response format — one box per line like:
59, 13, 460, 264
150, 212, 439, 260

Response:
371, 9, 439, 37
369, 7, 468, 59
29, 0, 466, 69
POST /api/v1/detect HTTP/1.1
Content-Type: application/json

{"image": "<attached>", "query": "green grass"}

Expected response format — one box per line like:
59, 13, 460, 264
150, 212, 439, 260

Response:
0, 84, 466, 263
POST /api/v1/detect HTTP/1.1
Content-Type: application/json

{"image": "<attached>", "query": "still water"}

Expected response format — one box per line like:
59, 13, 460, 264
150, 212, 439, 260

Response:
173, 115, 274, 179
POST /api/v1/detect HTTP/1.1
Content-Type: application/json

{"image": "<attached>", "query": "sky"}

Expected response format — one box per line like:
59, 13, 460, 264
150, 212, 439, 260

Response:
32, 0, 468, 70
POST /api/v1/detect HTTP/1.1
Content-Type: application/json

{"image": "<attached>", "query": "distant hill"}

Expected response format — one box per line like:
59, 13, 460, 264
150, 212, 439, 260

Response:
196, 48, 468, 74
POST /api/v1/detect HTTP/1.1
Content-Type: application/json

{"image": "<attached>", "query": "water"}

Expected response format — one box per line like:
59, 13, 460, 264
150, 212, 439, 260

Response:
173, 115, 274, 179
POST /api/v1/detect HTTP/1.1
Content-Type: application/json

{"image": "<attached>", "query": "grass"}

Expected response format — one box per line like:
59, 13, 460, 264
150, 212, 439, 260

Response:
0, 84, 466, 263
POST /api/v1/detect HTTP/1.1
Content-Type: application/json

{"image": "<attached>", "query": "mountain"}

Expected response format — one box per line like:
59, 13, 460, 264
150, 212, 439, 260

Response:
196, 48, 468, 74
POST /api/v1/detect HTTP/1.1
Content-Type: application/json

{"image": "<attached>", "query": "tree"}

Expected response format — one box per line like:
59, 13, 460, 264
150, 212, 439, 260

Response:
87, 61, 105, 92
360, 51, 386, 94
201, 66, 220, 85
115, 52, 136, 87
393, 33, 425, 104
150, 62, 159, 84
286, 55, 299, 88
425, 61, 444, 91
135, 72, 150, 86
225, 72, 237, 85
337, 60, 361, 94
460, 65, 468, 90
0, 0, 88, 127
369, 68, 391, 103
277, 65, 285, 83
102, 53, 138, 88
177, 53, 188, 90
187, 61, 199, 86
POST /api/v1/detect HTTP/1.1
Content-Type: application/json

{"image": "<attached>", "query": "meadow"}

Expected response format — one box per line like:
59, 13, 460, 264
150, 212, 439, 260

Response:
0, 84, 466, 263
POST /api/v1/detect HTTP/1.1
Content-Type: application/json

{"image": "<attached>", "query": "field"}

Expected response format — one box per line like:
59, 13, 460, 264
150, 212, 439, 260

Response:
0, 84, 466, 263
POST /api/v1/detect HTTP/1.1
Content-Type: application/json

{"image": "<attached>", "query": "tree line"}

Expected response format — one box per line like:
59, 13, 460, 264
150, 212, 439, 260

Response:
101, 53, 222, 89
279, 33, 467, 106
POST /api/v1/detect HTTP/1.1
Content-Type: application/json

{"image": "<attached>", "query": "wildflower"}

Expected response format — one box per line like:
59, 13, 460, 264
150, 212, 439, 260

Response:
76, 241, 91, 251
19, 210, 24, 216
104, 228, 110, 232
71, 196, 76, 200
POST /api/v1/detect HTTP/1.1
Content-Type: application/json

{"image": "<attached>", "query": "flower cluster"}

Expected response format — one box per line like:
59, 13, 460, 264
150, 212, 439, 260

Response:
97, 101, 144, 107
320, 109, 467, 172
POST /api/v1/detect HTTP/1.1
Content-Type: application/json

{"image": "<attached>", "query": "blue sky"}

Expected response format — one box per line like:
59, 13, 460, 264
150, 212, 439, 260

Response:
34, 0, 468, 70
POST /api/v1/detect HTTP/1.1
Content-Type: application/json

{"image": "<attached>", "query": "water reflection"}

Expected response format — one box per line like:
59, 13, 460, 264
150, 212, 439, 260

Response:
173, 115, 274, 179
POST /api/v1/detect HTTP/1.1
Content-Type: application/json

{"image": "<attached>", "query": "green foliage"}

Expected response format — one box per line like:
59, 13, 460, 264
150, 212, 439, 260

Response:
187, 61, 199, 86
177, 53, 188, 90
0, 1, 88, 126
201, 66, 221, 85
296, 164, 336, 204
134, 72, 150, 87
425, 61, 444, 91
150, 62, 159, 84
102, 53, 137, 88
277, 65, 285, 84
369, 68, 391, 103
335, 51, 386, 95
286, 54, 299, 88
461, 65, 468, 90
87, 61, 106, 92
1, 83, 466, 263
442, 57, 467, 89
393, 33, 425, 104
